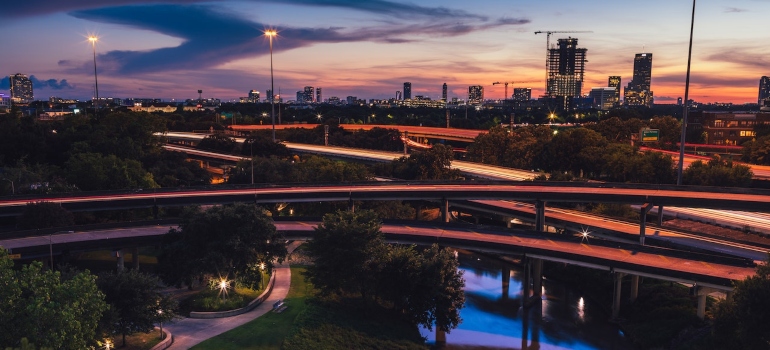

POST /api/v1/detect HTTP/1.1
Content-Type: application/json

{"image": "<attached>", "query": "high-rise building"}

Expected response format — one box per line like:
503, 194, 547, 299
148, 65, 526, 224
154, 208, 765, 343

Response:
759, 76, 770, 104
546, 38, 587, 106
266, 89, 273, 103
442, 83, 447, 102
403, 82, 412, 100
396, 91, 402, 100
9, 73, 33, 103
624, 53, 653, 107
468, 85, 484, 105
589, 87, 618, 110
0, 93, 10, 111
677, 97, 683, 106
513, 88, 531, 102
248, 90, 260, 103
316, 87, 322, 103
608, 76, 621, 106
303, 86, 315, 103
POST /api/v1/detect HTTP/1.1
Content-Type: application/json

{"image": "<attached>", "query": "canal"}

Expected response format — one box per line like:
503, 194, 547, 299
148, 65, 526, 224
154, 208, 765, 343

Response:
420, 251, 630, 349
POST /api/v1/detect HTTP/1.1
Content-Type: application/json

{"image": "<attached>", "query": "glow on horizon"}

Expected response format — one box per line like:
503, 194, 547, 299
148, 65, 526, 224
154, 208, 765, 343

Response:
1, 0, 769, 104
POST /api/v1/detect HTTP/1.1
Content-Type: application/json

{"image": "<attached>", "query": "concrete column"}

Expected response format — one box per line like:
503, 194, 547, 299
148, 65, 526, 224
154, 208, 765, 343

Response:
522, 257, 531, 306
435, 329, 446, 348
506, 217, 512, 229
116, 249, 124, 272
414, 204, 421, 220
640, 203, 653, 245
348, 198, 355, 213
534, 200, 545, 233
442, 198, 449, 224
532, 259, 543, 297
132, 247, 139, 270
697, 294, 707, 319
629, 275, 639, 302
657, 205, 664, 226
502, 267, 510, 300
611, 272, 624, 319
521, 305, 530, 350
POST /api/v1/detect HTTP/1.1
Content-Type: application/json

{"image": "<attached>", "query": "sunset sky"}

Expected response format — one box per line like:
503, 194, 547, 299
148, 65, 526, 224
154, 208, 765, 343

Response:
1, 0, 768, 104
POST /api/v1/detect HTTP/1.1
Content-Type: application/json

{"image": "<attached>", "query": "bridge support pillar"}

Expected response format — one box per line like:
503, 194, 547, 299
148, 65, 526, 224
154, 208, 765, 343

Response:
694, 286, 717, 320
612, 272, 625, 320
132, 247, 139, 270
442, 198, 449, 224
506, 217, 512, 229
640, 203, 653, 245
629, 275, 639, 303
534, 200, 545, 233
657, 205, 664, 226
532, 259, 543, 297
502, 267, 510, 300
349, 198, 355, 213
115, 249, 124, 272
435, 329, 446, 348
522, 257, 531, 306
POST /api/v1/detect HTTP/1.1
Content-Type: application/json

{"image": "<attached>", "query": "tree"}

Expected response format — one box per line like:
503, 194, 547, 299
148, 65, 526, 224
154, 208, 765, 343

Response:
0, 249, 107, 350
241, 131, 290, 158
197, 132, 237, 153
742, 135, 770, 165
97, 270, 177, 347
712, 255, 770, 349
65, 152, 158, 191
683, 157, 753, 187
158, 204, 287, 289
305, 210, 385, 299
410, 143, 461, 180
16, 201, 74, 229
415, 244, 465, 333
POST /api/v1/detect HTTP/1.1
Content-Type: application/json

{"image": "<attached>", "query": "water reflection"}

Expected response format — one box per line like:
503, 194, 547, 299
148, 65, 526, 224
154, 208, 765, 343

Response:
420, 252, 629, 349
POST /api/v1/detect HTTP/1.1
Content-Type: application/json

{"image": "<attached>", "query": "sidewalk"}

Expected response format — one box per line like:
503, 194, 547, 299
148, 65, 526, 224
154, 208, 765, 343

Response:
164, 241, 301, 349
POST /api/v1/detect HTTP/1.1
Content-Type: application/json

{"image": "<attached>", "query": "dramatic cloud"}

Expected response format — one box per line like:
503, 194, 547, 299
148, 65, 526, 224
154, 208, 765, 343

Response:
706, 48, 770, 70
63, 4, 527, 75
30, 76, 76, 90
3, 0, 491, 20
0, 76, 74, 90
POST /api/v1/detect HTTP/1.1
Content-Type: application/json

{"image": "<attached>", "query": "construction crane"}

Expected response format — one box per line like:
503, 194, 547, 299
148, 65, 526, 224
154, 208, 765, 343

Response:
492, 81, 540, 100
534, 30, 593, 95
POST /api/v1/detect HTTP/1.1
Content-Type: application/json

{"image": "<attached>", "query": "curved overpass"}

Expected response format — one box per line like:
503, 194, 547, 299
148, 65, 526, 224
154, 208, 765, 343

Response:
1, 182, 769, 216
0, 222, 754, 291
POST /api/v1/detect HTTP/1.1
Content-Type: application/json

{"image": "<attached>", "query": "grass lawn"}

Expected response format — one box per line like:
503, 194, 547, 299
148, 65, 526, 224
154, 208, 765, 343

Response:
191, 266, 311, 350
112, 329, 163, 350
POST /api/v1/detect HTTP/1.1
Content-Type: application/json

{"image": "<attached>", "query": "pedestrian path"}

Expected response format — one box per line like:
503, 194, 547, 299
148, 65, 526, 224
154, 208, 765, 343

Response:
164, 241, 301, 349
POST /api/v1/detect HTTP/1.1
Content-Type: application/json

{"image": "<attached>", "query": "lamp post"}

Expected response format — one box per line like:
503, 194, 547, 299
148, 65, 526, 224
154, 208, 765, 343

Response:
88, 36, 100, 110
677, 0, 697, 185
264, 29, 278, 142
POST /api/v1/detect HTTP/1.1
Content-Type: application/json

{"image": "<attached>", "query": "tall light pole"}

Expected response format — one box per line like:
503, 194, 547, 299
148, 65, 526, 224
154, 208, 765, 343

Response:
88, 36, 100, 110
264, 29, 277, 142
677, 0, 697, 185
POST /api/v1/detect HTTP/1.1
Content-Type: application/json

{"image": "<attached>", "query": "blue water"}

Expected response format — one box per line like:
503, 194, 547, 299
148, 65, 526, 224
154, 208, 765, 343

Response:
420, 254, 629, 350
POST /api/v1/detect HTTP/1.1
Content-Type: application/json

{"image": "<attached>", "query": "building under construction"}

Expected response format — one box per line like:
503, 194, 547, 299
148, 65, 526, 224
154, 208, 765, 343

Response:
546, 38, 586, 109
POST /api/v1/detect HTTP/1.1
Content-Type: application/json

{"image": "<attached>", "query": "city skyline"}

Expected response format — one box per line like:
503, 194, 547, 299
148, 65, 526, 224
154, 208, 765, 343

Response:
1, 0, 769, 103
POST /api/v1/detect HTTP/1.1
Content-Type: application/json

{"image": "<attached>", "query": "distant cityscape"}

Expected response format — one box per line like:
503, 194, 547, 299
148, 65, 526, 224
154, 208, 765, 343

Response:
3, 37, 770, 113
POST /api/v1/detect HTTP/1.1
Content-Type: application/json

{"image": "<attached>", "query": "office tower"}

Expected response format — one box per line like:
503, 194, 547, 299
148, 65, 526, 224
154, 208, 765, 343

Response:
677, 97, 683, 106
266, 89, 273, 103
513, 88, 531, 101
608, 76, 621, 106
546, 38, 587, 104
403, 82, 412, 100
624, 53, 654, 107
248, 90, 260, 103
9, 73, 33, 103
316, 87, 322, 103
296, 91, 303, 102
589, 87, 617, 110
303, 86, 315, 103
442, 83, 448, 102
759, 76, 770, 104
396, 91, 402, 100
468, 85, 484, 105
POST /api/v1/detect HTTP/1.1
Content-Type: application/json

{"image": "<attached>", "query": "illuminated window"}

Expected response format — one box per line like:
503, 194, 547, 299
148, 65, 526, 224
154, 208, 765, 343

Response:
740, 130, 756, 137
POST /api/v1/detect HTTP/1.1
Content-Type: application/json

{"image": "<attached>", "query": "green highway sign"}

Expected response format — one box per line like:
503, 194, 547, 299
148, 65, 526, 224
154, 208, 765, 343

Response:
641, 129, 660, 142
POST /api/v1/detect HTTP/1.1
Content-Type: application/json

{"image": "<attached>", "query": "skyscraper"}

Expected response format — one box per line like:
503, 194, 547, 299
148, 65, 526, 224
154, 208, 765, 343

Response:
513, 88, 531, 101
546, 38, 587, 106
303, 86, 315, 103
396, 91, 402, 100
248, 90, 260, 103
316, 87, 322, 103
9, 73, 33, 103
608, 76, 621, 106
624, 53, 653, 107
468, 85, 484, 105
759, 76, 770, 104
442, 83, 447, 102
403, 82, 412, 100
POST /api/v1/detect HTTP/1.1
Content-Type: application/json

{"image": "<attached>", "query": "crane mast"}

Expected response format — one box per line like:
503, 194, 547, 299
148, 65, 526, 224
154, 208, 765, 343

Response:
492, 81, 540, 101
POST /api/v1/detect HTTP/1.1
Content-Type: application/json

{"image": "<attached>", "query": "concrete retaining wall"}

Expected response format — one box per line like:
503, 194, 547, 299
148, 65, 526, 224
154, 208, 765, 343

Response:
189, 272, 276, 319
149, 328, 173, 350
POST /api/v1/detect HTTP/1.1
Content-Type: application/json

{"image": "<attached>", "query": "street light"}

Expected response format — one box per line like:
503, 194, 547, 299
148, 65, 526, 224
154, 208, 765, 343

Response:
259, 262, 266, 289
218, 278, 229, 302
677, 0, 697, 186
88, 36, 100, 110
264, 29, 278, 142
